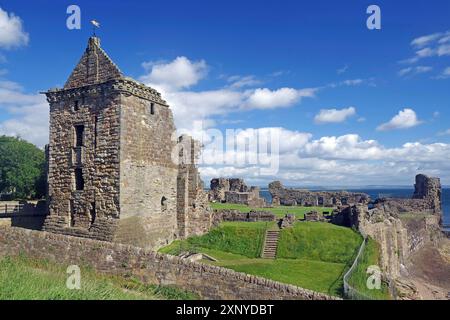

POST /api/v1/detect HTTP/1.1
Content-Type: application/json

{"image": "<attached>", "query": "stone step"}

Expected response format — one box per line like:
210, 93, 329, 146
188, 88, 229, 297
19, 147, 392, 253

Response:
261, 229, 280, 259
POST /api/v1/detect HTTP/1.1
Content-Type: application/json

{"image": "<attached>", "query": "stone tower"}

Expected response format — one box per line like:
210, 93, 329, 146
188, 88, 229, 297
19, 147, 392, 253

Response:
413, 174, 442, 215
43, 37, 210, 249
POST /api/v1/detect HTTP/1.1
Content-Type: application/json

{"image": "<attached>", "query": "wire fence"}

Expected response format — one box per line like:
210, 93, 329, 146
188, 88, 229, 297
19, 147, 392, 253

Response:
343, 236, 397, 300
343, 237, 373, 300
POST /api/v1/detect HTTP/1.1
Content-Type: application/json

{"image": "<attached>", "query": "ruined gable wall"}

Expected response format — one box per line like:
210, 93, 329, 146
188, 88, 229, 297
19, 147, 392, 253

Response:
116, 94, 178, 250
44, 85, 121, 241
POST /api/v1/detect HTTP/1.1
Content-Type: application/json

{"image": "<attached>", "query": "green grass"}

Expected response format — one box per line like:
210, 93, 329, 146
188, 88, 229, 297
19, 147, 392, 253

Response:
0, 255, 197, 300
160, 221, 270, 258
159, 221, 364, 297
346, 238, 391, 300
210, 202, 333, 219
277, 222, 363, 264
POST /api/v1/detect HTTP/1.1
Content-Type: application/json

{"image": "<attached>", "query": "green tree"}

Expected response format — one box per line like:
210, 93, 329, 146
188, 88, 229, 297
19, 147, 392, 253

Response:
0, 136, 46, 199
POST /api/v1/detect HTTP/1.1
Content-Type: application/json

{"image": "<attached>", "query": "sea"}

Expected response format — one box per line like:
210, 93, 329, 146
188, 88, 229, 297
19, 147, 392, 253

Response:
259, 188, 450, 225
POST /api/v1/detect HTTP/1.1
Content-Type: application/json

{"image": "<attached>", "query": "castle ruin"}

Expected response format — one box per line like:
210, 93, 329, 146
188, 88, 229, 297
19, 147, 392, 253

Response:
268, 181, 370, 207
209, 178, 266, 207
43, 37, 211, 249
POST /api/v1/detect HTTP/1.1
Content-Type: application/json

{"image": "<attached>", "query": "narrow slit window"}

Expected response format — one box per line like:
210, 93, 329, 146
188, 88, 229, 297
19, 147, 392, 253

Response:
90, 202, 96, 226
74, 168, 84, 191
74, 125, 84, 147
150, 103, 155, 115
94, 116, 98, 149
74, 100, 79, 111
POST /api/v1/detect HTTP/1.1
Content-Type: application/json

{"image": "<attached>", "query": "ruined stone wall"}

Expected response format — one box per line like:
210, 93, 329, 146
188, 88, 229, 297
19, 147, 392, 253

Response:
214, 209, 276, 222
210, 178, 266, 207
374, 174, 442, 217
209, 178, 230, 202
269, 181, 370, 207
0, 227, 336, 300
117, 93, 178, 250
176, 136, 213, 238
44, 83, 122, 242
333, 175, 443, 278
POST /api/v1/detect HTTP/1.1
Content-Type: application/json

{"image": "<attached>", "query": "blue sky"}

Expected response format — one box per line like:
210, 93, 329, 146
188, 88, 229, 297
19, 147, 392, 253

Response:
1, 0, 450, 186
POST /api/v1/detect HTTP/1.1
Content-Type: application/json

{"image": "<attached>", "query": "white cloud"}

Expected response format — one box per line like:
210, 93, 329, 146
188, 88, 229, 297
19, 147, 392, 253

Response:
377, 108, 422, 131
199, 129, 450, 186
140, 56, 207, 90
244, 87, 316, 110
0, 80, 48, 147
441, 67, 450, 78
314, 107, 356, 124
337, 65, 349, 74
398, 66, 432, 77
411, 32, 443, 48
438, 129, 450, 136
140, 57, 317, 130
398, 67, 413, 76
0, 7, 29, 49
227, 75, 261, 89
401, 31, 450, 65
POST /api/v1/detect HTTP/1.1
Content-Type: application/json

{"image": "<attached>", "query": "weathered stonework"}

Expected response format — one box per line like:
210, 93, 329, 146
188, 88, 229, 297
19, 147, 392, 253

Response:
332, 174, 443, 279
209, 178, 266, 207
268, 181, 370, 207
0, 227, 338, 300
214, 209, 276, 223
177, 135, 213, 238
43, 36, 211, 249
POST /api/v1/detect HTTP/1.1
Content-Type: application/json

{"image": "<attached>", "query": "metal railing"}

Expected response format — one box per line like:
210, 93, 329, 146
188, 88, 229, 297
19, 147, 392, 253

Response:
0, 204, 24, 216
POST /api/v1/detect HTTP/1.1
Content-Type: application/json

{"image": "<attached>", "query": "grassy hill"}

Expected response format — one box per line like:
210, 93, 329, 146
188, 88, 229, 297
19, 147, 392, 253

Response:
160, 220, 363, 297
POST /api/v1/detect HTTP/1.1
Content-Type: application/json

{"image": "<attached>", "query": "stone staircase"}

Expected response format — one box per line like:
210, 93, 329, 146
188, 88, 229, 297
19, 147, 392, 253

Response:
261, 230, 280, 259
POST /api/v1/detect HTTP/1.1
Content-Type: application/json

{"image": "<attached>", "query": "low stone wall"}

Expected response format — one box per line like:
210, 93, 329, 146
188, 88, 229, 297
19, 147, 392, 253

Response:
216, 210, 276, 222
0, 227, 336, 300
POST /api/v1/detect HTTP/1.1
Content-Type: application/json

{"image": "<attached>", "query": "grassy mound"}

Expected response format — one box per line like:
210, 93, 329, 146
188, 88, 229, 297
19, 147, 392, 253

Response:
160, 221, 269, 258
277, 222, 362, 264
0, 255, 197, 300
159, 220, 364, 297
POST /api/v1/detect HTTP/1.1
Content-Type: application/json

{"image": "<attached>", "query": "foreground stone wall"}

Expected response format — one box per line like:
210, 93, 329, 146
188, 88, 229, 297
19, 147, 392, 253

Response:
268, 181, 370, 207
0, 227, 336, 300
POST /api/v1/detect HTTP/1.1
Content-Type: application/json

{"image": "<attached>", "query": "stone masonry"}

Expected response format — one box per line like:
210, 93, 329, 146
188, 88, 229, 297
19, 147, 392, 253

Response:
332, 174, 443, 278
209, 178, 266, 207
0, 226, 337, 300
43, 37, 211, 249
268, 181, 370, 207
